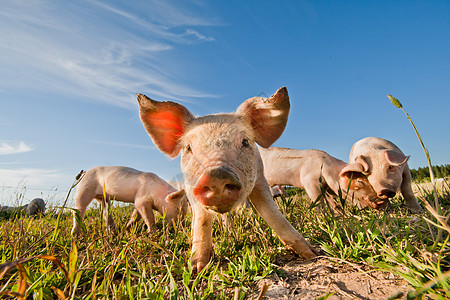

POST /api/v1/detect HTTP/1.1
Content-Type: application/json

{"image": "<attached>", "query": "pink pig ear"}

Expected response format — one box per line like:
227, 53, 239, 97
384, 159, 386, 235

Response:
339, 163, 366, 190
137, 94, 194, 158
354, 155, 370, 175
385, 150, 409, 166
165, 189, 186, 204
339, 163, 365, 178
236, 87, 290, 148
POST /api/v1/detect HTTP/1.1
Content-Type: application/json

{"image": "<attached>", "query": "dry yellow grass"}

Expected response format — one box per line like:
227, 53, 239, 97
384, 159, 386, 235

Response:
412, 177, 450, 194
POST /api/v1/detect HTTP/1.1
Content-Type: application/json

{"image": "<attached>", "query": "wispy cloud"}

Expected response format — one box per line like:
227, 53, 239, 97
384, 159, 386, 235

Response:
184, 29, 215, 41
0, 0, 220, 108
89, 140, 157, 150
0, 168, 63, 187
0, 142, 33, 155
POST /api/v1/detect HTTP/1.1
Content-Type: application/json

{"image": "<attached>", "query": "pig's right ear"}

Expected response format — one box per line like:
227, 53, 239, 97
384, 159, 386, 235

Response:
236, 87, 290, 148
353, 155, 370, 175
137, 94, 194, 158
166, 189, 186, 205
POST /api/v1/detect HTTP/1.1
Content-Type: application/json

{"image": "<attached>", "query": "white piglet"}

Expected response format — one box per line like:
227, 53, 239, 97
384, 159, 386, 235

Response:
137, 87, 316, 272
71, 166, 187, 236
349, 137, 422, 212
260, 147, 384, 211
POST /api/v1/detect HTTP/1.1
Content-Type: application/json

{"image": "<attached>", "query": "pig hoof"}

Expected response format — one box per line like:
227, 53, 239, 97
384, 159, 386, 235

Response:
303, 249, 317, 260
196, 262, 206, 273
192, 253, 211, 273
407, 206, 423, 214
192, 259, 209, 273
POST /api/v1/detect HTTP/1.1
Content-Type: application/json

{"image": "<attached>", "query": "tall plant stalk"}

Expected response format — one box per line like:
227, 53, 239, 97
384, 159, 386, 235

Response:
387, 95, 440, 212
387, 95, 450, 240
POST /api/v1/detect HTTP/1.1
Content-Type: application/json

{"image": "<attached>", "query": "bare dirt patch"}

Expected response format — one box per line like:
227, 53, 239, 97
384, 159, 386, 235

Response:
252, 255, 411, 300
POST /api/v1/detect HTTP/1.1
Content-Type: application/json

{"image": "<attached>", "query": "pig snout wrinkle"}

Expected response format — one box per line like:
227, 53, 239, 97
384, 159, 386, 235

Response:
193, 166, 242, 210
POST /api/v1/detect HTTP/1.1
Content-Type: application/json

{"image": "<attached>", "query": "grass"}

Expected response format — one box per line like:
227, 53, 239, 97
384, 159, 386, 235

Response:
0, 184, 449, 299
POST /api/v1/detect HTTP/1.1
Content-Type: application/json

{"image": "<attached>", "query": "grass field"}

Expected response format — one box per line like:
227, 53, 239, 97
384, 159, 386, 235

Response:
0, 181, 449, 299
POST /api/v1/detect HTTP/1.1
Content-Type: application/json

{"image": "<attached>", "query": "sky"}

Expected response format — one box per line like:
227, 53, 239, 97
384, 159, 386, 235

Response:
1, 0, 449, 206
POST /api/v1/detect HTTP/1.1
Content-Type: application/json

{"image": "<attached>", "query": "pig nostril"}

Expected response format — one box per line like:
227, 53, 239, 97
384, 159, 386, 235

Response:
193, 186, 212, 197
379, 189, 396, 198
225, 183, 241, 192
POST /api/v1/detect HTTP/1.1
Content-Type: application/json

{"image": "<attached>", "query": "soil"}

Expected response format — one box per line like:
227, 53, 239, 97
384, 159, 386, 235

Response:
250, 255, 411, 300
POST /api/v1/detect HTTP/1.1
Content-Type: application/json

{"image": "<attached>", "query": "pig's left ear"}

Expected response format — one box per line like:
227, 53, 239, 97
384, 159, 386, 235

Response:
137, 94, 194, 158
236, 87, 290, 148
165, 189, 186, 205
339, 163, 366, 188
385, 150, 409, 166
339, 163, 365, 179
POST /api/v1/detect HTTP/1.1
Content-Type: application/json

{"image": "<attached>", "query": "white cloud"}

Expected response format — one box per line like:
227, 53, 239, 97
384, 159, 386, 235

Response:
0, 0, 220, 108
0, 168, 75, 205
0, 142, 33, 155
0, 168, 61, 186
184, 29, 215, 41
89, 140, 157, 150
0, 168, 68, 201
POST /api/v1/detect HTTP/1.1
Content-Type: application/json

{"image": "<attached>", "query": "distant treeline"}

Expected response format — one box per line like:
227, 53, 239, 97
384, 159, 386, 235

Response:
410, 164, 450, 182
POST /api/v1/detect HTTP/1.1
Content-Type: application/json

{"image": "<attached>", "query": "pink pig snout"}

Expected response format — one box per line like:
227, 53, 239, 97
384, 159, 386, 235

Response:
193, 166, 242, 213
377, 188, 396, 199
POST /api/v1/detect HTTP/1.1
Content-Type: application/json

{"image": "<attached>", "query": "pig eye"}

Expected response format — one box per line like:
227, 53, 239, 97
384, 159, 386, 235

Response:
242, 138, 250, 148
186, 145, 192, 152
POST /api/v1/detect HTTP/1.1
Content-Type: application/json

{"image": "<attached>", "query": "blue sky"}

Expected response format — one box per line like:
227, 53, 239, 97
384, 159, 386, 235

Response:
1, 0, 449, 205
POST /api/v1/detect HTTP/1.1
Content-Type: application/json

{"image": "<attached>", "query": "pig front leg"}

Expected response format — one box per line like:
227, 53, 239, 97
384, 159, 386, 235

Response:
401, 165, 422, 213
303, 179, 340, 214
126, 209, 142, 230
191, 202, 213, 272
135, 200, 156, 232
71, 189, 94, 236
249, 176, 316, 259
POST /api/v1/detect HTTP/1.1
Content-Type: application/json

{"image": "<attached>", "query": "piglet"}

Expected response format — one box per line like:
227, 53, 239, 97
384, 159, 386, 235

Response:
71, 166, 187, 236
349, 137, 422, 212
270, 185, 289, 199
0, 198, 46, 217
260, 147, 385, 210
137, 87, 316, 271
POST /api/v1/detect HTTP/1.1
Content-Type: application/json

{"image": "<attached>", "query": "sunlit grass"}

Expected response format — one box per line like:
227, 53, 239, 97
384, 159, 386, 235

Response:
0, 182, 449, 299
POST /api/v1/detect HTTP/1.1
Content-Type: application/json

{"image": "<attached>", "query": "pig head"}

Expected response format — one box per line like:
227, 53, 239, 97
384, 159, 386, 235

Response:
349, 137, 422, 212
339, 164, 387, 210
137, 87, 316, 271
